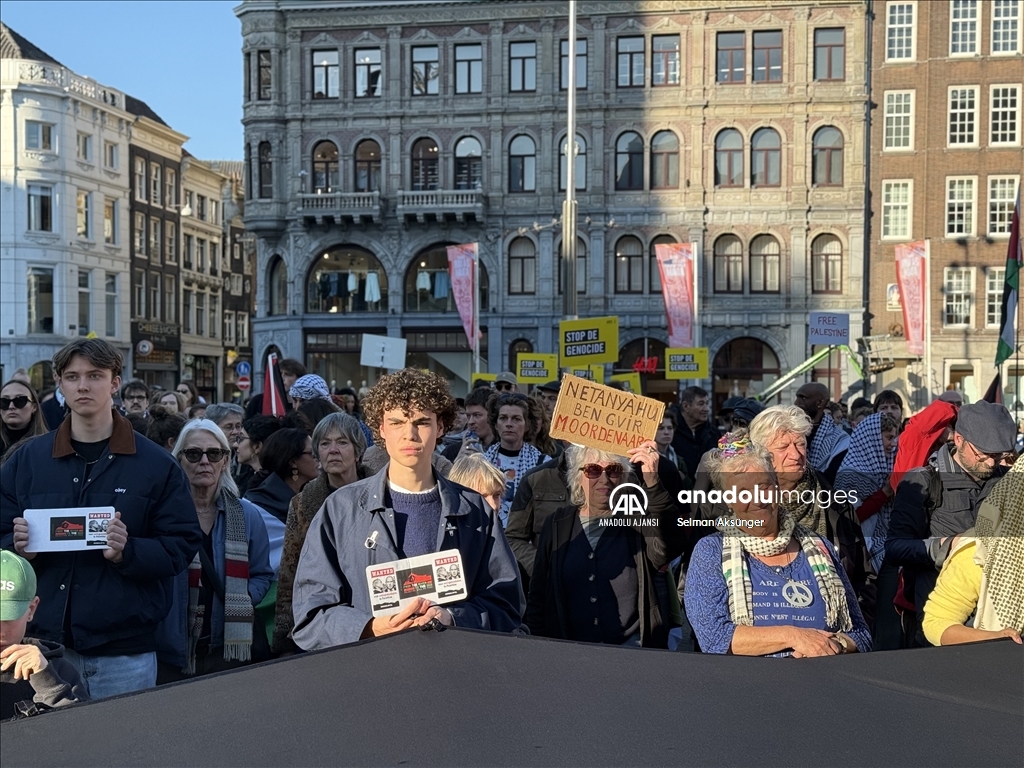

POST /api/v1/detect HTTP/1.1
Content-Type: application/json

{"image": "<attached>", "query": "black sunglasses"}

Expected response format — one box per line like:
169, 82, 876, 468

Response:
0, 396, 34, 410
581, 463, 624, 480
181, 448, 230, 464
494, 382, 515, 391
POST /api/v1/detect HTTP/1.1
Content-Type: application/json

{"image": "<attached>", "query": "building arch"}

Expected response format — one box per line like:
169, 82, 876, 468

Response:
267, 256, 288, 316
709, 334, 787, 412
306, 244, 388, 313
404, 242, 490, 312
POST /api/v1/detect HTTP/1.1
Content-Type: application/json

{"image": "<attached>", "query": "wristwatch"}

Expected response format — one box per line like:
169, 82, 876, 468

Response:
834, 634, 852, 654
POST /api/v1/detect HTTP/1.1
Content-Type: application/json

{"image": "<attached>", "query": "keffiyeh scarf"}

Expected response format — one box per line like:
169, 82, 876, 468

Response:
973, 459, 1024, 632
807, 416, 850, 474
835, 413, 895, 572
484, 442, 546, 526
778, 469, 829, 537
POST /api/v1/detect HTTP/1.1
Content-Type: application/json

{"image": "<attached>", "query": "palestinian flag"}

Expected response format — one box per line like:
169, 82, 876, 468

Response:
995, 187, 1021, 367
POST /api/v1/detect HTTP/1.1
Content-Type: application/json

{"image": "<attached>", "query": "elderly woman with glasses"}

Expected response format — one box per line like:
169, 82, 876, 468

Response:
155, 420, 273, 682
525, 439, 683, 648
484, 392, 550, 527
1, 379, 48, 455
684, 435, 871, 657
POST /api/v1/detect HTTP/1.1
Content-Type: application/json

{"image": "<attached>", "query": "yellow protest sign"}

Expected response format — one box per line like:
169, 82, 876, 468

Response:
569, 365, 605, 384
517, 353, 558, 385
664, 347, 709, 379
609, 372, 642, 394
550, 374, 665, 455
472, 372, 497, 383
559, 316, 618, 366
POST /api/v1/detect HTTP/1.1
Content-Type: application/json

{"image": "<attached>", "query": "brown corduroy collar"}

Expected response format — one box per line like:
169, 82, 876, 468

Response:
52, 408, 137, 458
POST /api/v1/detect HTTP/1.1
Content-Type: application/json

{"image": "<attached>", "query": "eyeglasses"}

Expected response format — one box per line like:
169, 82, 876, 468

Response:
181, 448, 231, 464
0, 396, 33, 410
176, 388, 190, 395
494, 383, 515, 391
581, 464, 625, 480
124, 394, 148, 402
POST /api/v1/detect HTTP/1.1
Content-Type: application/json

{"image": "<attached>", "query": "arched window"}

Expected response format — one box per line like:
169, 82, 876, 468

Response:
713, 234, 743, 293
268, 256, 287, 315
509, 339, 533, 372
649, 234, 677, 293
404, 243, 490, 312
558, 237, 587, 295
355, 140, 381, 192
650, 131, 679, 189
411, 138, 439, 191
559, 134, 587, 191
306, 245, 388, 313
258, 141, 273, 199
454, 137, 482, 190
714, 129, 743, 187
312, 141, 338, 192
615, 132, 644, 190
749, 234, 780, 293
812, 127, 843, 186
508, 237, 536, 294
811, 234, 842, 293
614, 235, 644, 293
750, 128, 781, 187
509, 135, 536, 192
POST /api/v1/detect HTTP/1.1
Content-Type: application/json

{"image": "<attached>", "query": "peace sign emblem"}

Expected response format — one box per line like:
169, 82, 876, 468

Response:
782, 580, 814, 608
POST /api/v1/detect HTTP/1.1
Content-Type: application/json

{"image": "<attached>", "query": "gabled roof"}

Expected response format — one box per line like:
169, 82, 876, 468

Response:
124, 94, 168, 126
0, 22, 63, 65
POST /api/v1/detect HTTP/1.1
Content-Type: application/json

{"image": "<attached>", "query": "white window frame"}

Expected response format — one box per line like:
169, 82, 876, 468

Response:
104, 197, 117, 245
881, 179, 913, 240
990, 84, 1021, 147
238, 314, 249, 346
26, 121, 54, 151
76, 132, 92, 161
27, 184, 54, 232
988, 175, 1020, 236
943, 266, 975, 328
165, 221, 177, 264
883, 90, 915, 150
164, 275, 176, 324
104, 272, 117, 337
165, 169, 177, 208
945, 176, 977, 237
224, 310, 236, 345
885, 1, 917, 62
183, 289, 194, 334
991, 0, 1022, 55
134, 269, 147, 319
149, 217, 161, 261
949, 0, 979, 56
947, 86, 979, 147
104, 141, 118, 169
150, 165, 162, 207
76, 190, 91, 239
196, 292, 206, 336
209, 295, 219, 338
78, 269, 91, 336
134, 157, 147, 202
985, 266, 1007, 328
149, 272, 161, 322
134, 212, 146, 256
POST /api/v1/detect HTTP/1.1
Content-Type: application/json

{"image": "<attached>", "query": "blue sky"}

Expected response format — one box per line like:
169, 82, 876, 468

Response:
1, 0, 243, 159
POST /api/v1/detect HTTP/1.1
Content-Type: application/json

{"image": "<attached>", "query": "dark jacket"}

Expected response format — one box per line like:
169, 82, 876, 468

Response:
505, 453, 570, 585
0, 410, 202, 655
244, 472, 296, 524
40, 399, 67, 432
1, 638, 88, 720
670, 417, 719, 481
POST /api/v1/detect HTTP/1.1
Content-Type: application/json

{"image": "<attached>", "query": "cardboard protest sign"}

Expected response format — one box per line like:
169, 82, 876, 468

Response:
665, 347, 709, 379
550, 374, 665, 456
559, 316, 618, 365
517, 353, 558, 384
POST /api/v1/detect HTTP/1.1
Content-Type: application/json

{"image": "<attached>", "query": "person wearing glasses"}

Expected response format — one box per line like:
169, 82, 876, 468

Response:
119, 380, 150, 417
493, 372, 519, 393
243, 428, 319, 526
1, 338, 202, 699
886, 400, 1018, 646
484, 392, 550, 527
155, 420, 273, 681
175, 381, 200, 410
1, 379, 48, 456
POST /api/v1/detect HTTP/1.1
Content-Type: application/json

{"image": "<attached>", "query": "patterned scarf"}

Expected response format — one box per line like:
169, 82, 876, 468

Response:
778, 469, 829, 537
807, 416, 850, 474
185, 490, 252, 675
484, 442, 545, 525
973, 459, 1024, 632
718, 508, 853, 633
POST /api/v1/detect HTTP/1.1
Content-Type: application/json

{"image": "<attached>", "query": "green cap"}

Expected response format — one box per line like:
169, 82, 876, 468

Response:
0, 550, 37, 621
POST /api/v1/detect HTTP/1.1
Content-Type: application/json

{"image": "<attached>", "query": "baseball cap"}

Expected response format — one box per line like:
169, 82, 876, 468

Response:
720, 396, 745, 413
954, 401, 1017, 453
536, 380, 561, 393
495, 372, 517, 386
0, 550, 37, 621
732, 399, 765, 424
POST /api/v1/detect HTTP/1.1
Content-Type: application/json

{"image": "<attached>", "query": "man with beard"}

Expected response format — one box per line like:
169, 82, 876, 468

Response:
794, 382, 849, 484
886, 401, 1017, 645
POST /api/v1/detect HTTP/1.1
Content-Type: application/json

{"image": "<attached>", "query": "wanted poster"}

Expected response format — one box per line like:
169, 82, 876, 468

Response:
366, 549, 467, 617
24, 507, 114, 552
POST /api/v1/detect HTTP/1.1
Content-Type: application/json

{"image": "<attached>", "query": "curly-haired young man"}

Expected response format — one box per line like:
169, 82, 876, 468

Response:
292, 369, 524, 649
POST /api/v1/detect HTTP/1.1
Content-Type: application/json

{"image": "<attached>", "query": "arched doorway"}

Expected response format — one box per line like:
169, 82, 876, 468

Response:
306, 244, 388, 314
711, 337, 781, 413
404, 243, 489, 313
614, 337, 671, 401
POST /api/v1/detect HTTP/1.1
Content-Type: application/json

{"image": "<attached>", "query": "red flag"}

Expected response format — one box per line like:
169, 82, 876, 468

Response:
261, 352, 287, 417
446, 243, 478, 347
655, 243, 695, 348
894, 241, 927, 356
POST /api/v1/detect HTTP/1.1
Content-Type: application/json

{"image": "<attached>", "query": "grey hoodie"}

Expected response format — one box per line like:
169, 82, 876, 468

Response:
1, 638, 88, 720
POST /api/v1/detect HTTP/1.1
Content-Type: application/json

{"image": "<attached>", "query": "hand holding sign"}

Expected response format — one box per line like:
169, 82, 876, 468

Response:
103, 511, 127, 563
626, 439, 660, 485
11, 518, 34, 561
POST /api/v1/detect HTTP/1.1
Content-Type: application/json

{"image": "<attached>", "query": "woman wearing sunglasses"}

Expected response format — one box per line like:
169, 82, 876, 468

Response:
1, 379, 49, 456
156, 420, 273, 681
525, 439, 682, 648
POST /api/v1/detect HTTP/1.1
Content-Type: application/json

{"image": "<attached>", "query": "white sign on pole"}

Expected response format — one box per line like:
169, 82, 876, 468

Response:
808, 312, 850, 345
360, 334, 408, 371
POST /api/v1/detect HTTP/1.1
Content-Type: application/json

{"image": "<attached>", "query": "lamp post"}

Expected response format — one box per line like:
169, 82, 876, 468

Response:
561, 0, 578, 321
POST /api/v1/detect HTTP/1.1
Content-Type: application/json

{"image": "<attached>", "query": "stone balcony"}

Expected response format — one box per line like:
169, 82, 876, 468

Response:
396, 189, 485, 225
297, 191, 382, 227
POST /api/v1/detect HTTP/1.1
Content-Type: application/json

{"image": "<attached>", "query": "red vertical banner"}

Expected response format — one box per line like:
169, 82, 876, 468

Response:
447, 243, 477, 346
894, 241, 927, 356
655, 242, 695, 348
261, 352, 287, 416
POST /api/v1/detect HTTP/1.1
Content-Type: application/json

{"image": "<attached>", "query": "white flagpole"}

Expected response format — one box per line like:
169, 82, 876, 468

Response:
473, 245, 480, 374
924, 239, 932, 404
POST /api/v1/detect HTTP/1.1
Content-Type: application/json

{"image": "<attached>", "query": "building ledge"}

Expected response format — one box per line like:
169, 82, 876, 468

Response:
396, 188, 485, 225
298, 190, 382, 227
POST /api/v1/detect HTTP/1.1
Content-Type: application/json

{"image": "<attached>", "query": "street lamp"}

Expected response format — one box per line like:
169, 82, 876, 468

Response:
562, 0, 579, 321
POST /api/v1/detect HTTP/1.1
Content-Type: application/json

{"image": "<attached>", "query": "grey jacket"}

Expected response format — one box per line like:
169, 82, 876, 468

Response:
1, 639, 88, 720
292, 466, 525, 650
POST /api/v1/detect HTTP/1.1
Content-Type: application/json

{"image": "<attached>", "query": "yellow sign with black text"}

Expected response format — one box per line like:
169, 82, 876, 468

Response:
558, 316, 619, 365
664, 348, 709, 380
517, 353, 558, 385
609, 372, 642, 394
569, 365, 605, 384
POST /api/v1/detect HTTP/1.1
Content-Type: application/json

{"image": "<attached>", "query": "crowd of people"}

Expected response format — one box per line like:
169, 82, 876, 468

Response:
1, 337, 1022, 721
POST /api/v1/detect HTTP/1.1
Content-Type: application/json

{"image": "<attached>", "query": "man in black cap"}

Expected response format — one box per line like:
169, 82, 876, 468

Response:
534, 380, 559, 421
716, 395, 745, 435
886, 400, 1017, 645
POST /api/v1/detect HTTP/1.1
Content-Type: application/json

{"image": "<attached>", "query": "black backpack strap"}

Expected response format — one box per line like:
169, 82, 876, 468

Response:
197, 545, 226, 602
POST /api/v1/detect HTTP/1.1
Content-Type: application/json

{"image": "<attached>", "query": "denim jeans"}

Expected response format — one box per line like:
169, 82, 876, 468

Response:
62, 649, 157, 699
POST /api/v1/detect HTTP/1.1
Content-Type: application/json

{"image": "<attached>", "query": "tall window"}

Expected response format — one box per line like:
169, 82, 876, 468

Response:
884, 90, 915, 149
650, 131, 679, 189
558, 238, 587, 295
990, 85, 1020, 145
355, 48, 382, 97
455, 44, 482, 94
986, 267, 1007, 327
614, 235, 644, 293
811, 234, 842, 294
753, 31, 782, 82
210, 243, 220, 276
751, 128, 781, 187
355, 139, 382, 192
150, 164, 162, 206
508, 237, 536, 294
946, 177, 976, 236
77, 132, 92, 161
165, 221, 177, 264
183, 234, 194, 269
813, 28, 845, 80
183, 289, 193, 333
714, 235, 743, 293
149, 217, 161, 262
149, 272, 161, 321
197, 239, 207, 272
992, 0, 1021, 54
312, 141, 339, 192
134, 157, 146, 201
559, 134, 587, 191
886, 3, 916, 60
105, 273, 117, 336
411, 138, 439, 191
454, 137, 482, 190
312, 50, 339, 98
25, 121, 53, 151
258, 142, 273, 199
134, 212, 147, 256
615, 132, 644, 191
244, 51, 251, 102
509, 135, 536, 193
812, 127, 843, 186
617, 37, 644, 87
258, 50, 272, 100
717, 32, 745, 83
76, 190, 91, 238
28, 267, 54, 334
104, 141, 118, 169
750, 235, 781, 293
560, 38, 587, 89
412, 46, 439, 96
715, 129, 743, 187
164, 275, 175, 324
238, 315, 249, 346
948, 86, 978, 146
950, 0, 979, 55
509, 42, 536, 92
104, 198, 116, 244
78, 270, 91, 336
882, 180, 912, 238
135, 270, 147, 320
988, 176, 1019, 235
944, 267, 974, 327
652, 35, 680, 86
27, 184, 52, 231
165, 168, 176, 208
210, 296, 219, 338
196, 292, 206, 336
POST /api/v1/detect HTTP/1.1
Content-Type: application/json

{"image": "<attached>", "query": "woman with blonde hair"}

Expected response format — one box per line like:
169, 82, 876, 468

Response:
448, 453, 507, 514
1, 379, 48, 454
